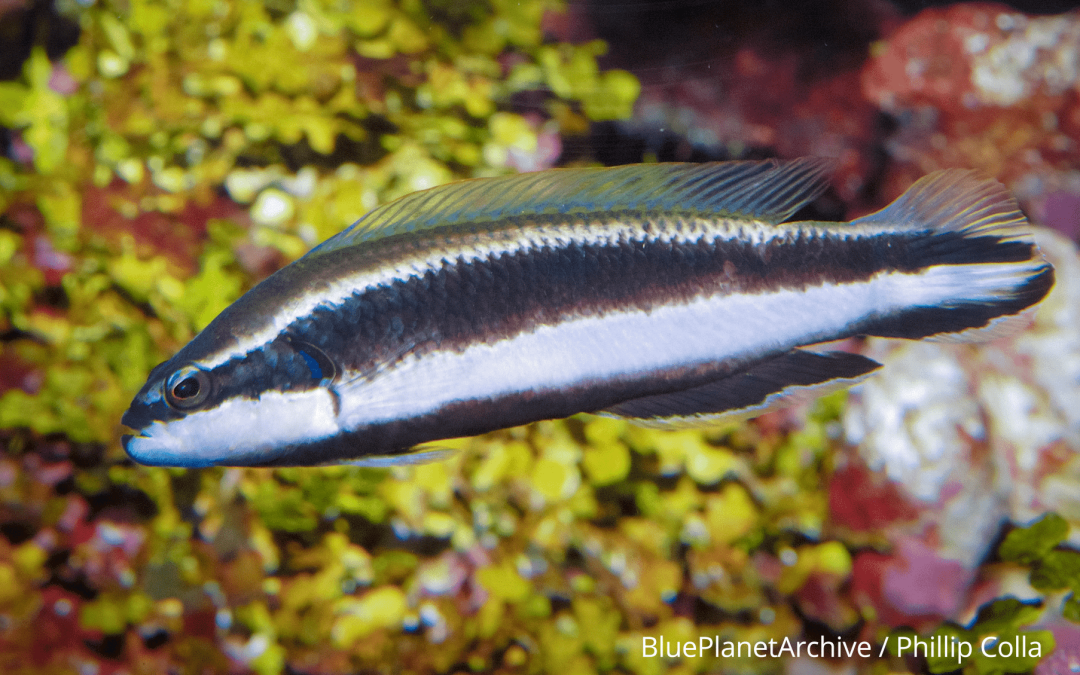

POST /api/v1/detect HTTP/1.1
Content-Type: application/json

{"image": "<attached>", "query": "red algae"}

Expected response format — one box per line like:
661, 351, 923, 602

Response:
81, 181, 248, 276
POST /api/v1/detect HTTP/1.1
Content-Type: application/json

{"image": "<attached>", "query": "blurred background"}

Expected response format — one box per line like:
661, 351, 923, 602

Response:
1, 0, 1080, 673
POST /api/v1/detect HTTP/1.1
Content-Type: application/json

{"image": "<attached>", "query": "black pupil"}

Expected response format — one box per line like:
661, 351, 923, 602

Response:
173, 376, 200, 399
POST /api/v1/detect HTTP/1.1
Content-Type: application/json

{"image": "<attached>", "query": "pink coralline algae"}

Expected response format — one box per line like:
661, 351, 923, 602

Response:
851, 538, 977, 629
862, 3, 1080, 239
1036, 189, 1080, 242
863, 4, 1080, 115
1036, 620, 1080, 675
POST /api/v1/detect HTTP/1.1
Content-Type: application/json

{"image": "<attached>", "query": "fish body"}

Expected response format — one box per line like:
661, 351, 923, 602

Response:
121, 159, 1054, 467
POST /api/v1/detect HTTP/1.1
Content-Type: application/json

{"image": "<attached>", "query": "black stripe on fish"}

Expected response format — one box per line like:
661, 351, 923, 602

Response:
170, 160, 1038, 372
265, 221, 1041, 374
175, 158, 835, 368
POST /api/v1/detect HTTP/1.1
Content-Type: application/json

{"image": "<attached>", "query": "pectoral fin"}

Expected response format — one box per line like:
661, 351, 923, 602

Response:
600, 350, 881, 428
336, 448, 457, 468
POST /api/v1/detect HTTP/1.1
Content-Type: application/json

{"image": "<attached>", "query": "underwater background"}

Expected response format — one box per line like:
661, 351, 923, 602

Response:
2, 0, 1080, 673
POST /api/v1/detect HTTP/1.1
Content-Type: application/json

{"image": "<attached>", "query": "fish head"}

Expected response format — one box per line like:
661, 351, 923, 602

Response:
122, 330, 340, 468
121, 353, 220, 467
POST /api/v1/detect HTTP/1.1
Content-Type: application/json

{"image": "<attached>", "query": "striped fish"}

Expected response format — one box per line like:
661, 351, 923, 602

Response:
121, 158, 1054, 467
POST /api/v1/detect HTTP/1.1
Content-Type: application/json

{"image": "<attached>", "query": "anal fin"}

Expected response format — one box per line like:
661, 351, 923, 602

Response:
600, 350, 882, 428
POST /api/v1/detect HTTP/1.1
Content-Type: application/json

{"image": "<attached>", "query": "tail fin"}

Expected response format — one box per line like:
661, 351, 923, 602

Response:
850, 170, 1054, 342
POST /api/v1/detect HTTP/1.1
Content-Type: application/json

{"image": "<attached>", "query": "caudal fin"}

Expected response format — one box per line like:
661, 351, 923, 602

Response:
850, 170, 1055, 342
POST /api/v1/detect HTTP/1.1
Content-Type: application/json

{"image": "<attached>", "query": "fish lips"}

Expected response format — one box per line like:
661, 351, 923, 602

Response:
121, 423, 200, 467
120, 433, 145, 462
120, 407, 149, 460
121, 428, 155, 465
120, 401, 183, 466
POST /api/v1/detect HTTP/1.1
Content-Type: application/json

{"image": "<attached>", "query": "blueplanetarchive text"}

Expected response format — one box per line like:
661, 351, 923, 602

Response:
642, 634, 1044, 661
642, 636, 877, 659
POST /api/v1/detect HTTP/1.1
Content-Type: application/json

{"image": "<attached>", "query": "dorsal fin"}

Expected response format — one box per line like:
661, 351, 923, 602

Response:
850, 169, 1027, 236
310, 158, 833, 254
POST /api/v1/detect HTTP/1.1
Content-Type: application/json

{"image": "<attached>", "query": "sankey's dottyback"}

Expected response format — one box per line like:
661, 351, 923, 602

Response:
121, 158, 1055, 467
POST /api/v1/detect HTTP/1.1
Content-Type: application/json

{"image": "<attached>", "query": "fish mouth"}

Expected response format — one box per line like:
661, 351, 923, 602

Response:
121, 431, 179, 467
121, 427, 167, 465
120, 433, 143, 458
121, 422, 221, 468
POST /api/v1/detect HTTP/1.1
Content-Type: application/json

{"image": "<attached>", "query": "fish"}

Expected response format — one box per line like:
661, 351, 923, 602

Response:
121, 158, 1055, 467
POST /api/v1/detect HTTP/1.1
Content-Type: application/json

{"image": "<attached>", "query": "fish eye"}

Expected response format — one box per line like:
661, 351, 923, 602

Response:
164, 366, 212, 410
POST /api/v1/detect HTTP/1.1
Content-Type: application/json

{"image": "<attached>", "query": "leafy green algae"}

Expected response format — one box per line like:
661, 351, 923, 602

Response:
1000, 513, 1070, 567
